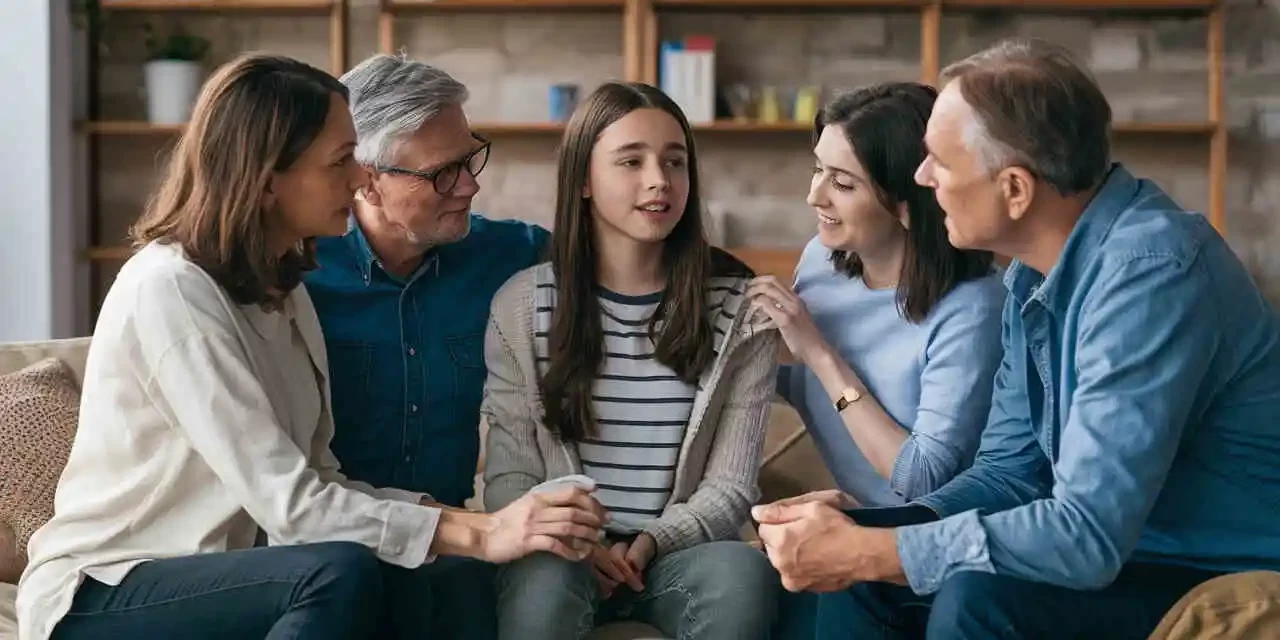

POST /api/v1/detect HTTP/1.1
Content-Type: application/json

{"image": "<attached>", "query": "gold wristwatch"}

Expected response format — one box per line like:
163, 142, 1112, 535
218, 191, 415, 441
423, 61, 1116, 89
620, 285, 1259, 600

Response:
834, 387, 863, 413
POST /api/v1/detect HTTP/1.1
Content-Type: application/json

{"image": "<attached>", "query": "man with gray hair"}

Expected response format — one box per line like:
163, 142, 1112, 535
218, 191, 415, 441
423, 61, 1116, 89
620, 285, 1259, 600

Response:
756, 38, 1280, 639
303, 54, 552, 638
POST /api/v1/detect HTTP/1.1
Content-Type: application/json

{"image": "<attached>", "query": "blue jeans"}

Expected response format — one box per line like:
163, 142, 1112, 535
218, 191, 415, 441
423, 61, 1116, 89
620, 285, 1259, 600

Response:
497, 540, 780, 640
776, 562, 1221, 640
51, 541, 498, 640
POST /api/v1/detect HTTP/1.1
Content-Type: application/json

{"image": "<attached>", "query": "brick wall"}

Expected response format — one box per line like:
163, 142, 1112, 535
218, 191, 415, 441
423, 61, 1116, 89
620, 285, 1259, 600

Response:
93, 0, 1280, 301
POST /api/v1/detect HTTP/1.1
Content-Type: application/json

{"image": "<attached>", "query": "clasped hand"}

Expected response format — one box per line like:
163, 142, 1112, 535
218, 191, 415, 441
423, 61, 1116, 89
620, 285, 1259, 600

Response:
482, 485, 609, 564
751, 499, 904, 593
589, 533, 656, 597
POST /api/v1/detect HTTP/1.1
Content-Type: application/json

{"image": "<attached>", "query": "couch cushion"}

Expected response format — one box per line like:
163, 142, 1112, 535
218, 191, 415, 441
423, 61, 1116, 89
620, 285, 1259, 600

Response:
0, 337, 91, 384
1148, 571, 1280, 639
0, 358, 81, 583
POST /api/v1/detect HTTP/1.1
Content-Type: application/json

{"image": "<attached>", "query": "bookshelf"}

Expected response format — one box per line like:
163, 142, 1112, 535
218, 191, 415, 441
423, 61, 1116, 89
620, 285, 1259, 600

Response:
367, 0, 1227, 283
83, 0, 1227, 320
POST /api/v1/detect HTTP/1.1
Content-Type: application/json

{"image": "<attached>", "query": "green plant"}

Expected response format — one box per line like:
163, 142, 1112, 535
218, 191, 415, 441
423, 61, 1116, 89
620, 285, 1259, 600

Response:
143, 23, 210, 62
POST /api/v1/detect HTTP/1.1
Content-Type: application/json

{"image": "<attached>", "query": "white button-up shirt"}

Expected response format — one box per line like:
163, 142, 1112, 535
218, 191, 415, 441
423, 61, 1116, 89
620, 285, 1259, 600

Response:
17, 242, 440, 640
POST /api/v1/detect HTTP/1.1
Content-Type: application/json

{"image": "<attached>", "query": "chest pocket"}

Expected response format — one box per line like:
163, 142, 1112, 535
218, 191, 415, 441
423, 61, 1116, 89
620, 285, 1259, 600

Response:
446, 333, 488, 421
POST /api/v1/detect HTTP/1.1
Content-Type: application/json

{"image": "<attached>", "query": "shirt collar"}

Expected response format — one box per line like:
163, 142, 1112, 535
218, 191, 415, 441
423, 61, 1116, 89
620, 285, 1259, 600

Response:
343, 214, 441, 287
1004, 163, 1140, 314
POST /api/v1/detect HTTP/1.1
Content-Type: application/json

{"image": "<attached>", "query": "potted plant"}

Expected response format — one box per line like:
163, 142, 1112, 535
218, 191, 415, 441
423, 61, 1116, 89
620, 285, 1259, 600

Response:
142, 22, 210, 125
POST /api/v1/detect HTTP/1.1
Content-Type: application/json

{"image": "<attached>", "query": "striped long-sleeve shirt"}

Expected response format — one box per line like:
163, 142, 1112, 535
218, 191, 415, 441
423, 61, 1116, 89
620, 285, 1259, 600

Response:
534, 285, 725, 533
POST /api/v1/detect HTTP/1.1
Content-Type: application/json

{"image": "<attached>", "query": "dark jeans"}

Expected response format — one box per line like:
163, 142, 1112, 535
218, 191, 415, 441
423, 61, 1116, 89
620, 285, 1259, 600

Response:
51, 541, 498, 640
776, 562, 1222, 640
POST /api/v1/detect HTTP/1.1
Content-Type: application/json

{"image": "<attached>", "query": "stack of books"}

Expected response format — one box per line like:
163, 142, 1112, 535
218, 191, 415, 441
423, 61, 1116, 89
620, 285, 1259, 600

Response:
659, 35, 716, 125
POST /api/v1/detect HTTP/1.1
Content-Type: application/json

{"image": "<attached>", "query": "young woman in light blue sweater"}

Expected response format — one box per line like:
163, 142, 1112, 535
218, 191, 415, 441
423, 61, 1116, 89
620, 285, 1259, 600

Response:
748, 83, 1006, 508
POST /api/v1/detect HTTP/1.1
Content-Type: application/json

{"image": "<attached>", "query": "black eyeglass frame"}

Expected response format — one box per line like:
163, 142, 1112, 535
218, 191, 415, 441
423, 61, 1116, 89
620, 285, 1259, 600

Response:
373, 133, 491, 195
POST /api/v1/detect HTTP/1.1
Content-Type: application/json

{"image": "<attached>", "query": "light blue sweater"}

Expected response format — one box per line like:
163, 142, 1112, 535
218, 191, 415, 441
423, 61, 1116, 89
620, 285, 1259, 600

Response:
777, 238, 1006, 507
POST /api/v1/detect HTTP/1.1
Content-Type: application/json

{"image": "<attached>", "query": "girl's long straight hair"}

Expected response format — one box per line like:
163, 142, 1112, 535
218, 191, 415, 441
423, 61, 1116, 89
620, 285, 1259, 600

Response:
539, 81, 749, 442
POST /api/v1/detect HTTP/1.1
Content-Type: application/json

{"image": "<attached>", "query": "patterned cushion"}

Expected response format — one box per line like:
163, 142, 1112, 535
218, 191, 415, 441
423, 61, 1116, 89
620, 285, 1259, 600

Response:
0, 358, 81, 583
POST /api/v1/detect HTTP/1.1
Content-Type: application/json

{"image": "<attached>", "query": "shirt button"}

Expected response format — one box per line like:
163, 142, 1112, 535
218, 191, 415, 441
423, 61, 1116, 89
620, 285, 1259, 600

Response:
404, 455, 411, 463
410, 404, 418, 413
407, 347, 416, 356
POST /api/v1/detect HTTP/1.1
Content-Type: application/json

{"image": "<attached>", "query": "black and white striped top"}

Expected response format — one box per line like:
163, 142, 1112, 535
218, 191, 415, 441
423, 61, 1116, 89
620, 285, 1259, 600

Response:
532, 267, 741, 534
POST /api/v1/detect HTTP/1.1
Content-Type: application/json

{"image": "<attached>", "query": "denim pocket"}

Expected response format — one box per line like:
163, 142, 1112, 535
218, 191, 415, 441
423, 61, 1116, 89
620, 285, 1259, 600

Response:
446, 333, 488, 423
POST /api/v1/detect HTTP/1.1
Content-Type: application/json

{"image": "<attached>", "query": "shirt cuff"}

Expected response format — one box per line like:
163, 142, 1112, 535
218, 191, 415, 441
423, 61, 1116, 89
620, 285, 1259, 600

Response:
378, 500, 441, 568
896, 509, 994, 595
889, 438, 919, 499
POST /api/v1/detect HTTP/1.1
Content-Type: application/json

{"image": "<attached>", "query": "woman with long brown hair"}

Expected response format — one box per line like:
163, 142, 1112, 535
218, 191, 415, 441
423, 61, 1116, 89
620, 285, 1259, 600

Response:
15, 53, 603, 640
481, 81, 781, 640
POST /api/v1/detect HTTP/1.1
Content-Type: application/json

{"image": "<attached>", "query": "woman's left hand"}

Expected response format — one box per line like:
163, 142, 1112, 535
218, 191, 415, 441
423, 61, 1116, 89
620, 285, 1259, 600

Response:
747, 276, 831, 365
625, 532, 657, 579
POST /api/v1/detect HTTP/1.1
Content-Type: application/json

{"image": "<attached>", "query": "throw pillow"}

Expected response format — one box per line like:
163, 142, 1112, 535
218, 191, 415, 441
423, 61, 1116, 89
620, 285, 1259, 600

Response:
0, 358, 81, 583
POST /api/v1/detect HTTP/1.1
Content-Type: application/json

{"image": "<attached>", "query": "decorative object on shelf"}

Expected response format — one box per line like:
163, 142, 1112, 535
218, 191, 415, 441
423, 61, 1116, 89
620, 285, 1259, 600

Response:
757, 85, 781, 123
659, 35, 716, 124
724, 84, 754, 122
793, 86, 820, 124
549, 83, 580, 122
142, 22, 210, 125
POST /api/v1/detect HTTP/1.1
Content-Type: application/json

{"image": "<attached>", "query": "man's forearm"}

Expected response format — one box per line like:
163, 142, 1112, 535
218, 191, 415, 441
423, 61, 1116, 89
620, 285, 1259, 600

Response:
426, 508, 491, 561
915, 459, 1046, 519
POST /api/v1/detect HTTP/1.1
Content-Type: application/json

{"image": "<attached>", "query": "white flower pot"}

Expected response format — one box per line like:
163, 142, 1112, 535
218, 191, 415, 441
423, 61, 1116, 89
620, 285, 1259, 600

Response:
144, 59, 203, 125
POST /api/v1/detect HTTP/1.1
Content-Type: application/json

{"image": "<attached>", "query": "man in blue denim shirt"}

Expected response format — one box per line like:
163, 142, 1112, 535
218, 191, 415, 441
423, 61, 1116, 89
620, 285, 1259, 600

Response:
757, 38, 1280, 640
303, 55, 549, 638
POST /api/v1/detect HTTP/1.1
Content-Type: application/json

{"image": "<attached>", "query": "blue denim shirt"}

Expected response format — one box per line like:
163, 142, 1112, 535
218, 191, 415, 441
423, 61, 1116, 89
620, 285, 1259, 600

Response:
897, 164, 1280, 594
304, 214, 549, 507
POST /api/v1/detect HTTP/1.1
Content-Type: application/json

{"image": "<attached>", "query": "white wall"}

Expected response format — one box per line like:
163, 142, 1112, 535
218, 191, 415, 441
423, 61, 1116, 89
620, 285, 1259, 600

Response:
0, 0, 82, 342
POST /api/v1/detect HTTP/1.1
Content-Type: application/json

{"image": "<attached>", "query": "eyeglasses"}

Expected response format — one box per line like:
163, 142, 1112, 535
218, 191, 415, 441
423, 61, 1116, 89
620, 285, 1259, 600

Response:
374, 133, 491, 195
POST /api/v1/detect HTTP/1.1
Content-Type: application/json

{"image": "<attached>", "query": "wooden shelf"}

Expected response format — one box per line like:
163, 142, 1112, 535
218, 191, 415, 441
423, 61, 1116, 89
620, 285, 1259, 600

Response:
80, 120, 569, 136
943, 0, 1216, 9
385, 0, 623, 11
86, 246, 135, 262
80, 119, 1219, 137
655, 0, 925, 7
101, 0, 338, 10
725, 247, 803, 280
693, 120, 1218, 135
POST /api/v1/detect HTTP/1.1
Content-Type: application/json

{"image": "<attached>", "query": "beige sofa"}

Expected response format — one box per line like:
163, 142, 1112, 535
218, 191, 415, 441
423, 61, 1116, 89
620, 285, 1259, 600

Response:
0, 337, 834, 640
7, 338, 1278, 640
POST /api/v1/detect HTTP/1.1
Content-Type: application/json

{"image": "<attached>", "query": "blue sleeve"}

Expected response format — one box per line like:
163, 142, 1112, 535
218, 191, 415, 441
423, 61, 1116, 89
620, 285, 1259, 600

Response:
528, 224, 551, 265
889, 296, 1003, 500
899, 253, 1218, 594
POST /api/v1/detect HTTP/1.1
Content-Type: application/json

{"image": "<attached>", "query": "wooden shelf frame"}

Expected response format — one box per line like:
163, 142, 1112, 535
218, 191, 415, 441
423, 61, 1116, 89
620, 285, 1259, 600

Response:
84, 0, 1229, 311
629, 0, 1227, 232
83, 0, 352, 323
101, 0, 339, 10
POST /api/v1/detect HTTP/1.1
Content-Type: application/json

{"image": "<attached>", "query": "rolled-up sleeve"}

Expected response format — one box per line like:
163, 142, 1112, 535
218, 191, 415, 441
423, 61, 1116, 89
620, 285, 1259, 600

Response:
901, 253, 1217, 593
889, 302, 1003, 500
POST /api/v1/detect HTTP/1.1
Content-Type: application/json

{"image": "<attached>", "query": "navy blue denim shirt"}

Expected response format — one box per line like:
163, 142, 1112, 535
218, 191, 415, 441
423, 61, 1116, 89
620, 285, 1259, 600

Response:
897, 164, 1280, 593
304, 214, 549, 507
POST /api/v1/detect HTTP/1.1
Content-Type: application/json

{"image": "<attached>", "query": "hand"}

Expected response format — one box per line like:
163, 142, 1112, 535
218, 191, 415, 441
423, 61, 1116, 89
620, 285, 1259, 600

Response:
624, 533, 657, 577
590, 541, 645, 597
746, 276, 831, 366
481, 485, 607, 564
766, 489, 860, 511
751, 501, 904, 593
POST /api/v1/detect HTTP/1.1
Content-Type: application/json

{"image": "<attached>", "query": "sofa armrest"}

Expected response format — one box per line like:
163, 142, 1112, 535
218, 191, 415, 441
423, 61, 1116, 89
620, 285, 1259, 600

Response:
1148, 571, 1280, 640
